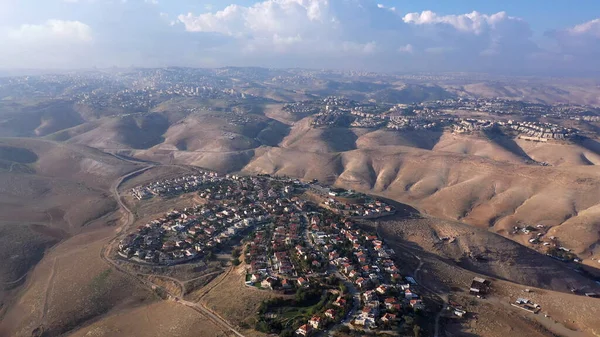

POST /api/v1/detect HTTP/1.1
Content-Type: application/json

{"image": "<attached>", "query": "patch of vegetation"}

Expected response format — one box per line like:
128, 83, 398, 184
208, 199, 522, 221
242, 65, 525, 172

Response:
90, 268, 112, 290
546, 247, 578, 261
0, 224, 57, 289
256, 288, 338, 334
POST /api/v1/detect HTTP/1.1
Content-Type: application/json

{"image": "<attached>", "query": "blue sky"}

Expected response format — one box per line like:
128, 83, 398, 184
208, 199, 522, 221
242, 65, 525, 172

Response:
0, 0, 599, 74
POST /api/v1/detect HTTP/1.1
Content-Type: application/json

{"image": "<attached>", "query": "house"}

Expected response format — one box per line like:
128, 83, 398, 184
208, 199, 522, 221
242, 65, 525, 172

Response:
333, 296, 347, 307
250, 273, 262, 283
399, 283, 411, 291
297, 277, 309, 288
328, 251, 339, 260
454, 309, 467, 318
410, 299, 425, 311
405, 289, 418, 299
354, 314, 376, 328
325, 309, 336, 319
295, 324, 312, 336
470, 277, 491, 295
384, 297, 398, 310
356, 277, 369, 289
381, 312, 397, 323
281, 278, 292, 289
308, 315, 322, 329
376, 284, 387, 294
261, 277, 277, 289
363, 290, 377, 302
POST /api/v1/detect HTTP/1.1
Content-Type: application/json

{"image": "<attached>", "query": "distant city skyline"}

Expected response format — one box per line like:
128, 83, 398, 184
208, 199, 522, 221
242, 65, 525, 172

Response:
1, 0, 599, 75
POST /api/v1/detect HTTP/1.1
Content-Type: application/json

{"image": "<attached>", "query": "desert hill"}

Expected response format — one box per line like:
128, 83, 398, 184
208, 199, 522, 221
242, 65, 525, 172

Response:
60, 114, 169, 150
376, 216, 599, 292
376, 217, 600, 337
0, 227, 153, 337
445, 81, 600, 105
368, 84, 455, 104
0, 138, 139, 322
516, 138, 600, 166
0, 100, 84, 138
56, 109, 599, 262
279, 117, 366, 153
155, 113, 288, 152
355, 129, 442, 150
432, 132, 530, 164
240, 144, 600, 258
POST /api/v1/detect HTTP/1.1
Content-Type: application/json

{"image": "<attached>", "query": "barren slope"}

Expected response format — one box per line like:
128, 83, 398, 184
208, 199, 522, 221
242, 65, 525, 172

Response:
242, 146, 600, 257
378, 217, 599, 292
516, 138, 600, 166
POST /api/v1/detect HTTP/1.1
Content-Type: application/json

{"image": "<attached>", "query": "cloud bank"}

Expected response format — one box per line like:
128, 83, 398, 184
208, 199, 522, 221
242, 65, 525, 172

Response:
0, 0, 598, 74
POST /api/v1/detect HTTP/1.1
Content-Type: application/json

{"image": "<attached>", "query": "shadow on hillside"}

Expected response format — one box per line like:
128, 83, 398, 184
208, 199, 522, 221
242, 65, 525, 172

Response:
120, 113, 170, 150
256, 120, 291, 147
573, 136, 600, 156
418, 130, 444, 150
374, 215, 600, 296
482, 128, 534, 162
322, 127, 360, 152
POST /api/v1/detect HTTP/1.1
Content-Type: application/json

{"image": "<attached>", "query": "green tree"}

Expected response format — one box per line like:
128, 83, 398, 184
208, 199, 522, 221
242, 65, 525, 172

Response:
255, 320, 270, 333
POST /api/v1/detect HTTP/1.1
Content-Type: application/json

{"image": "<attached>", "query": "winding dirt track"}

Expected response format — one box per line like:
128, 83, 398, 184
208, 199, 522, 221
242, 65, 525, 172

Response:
99, 163, 246, 337
40, 257, 59, 322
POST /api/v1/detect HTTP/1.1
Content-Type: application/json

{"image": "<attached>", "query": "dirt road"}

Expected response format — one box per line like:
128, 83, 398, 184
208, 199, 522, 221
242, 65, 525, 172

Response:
100, 164, 246, 337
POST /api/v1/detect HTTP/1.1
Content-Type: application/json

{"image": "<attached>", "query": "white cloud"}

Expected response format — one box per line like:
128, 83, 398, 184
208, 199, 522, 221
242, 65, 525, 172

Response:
178, 0, 332, 38
7, 20, 92, 42
176, 0, 539, 72
0, 0, 597, 73
568, 18, 600, 35
547, 18, 600, 51
543, 18, 600, 72
402, 10, 516, 34
0, 20, 92, 69
376, 3, 395, 12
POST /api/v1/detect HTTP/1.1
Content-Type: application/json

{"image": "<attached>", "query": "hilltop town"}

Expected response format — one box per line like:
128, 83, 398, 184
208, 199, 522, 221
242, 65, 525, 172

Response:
116, 172, 464, 335
309, 96, 587, 141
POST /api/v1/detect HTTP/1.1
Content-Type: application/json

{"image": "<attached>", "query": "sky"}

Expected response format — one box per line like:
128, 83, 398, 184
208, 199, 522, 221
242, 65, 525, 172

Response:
1, 0, 599, 75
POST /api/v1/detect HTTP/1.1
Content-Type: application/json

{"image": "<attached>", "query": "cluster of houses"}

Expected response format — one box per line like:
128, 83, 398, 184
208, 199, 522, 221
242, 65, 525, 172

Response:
243, 193, 425, 334
120, 175, 303, 265
245, 200, 317, 283
507, 120, 575, 140
322, 194, 396, 219
117, 203, 267, 265
131, 171, 220, 200
300, 94, 585, 144
511, 297, 541, 314
305, 215, 425, 331
283, 102, 320, 116
125, 171, 431, 334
